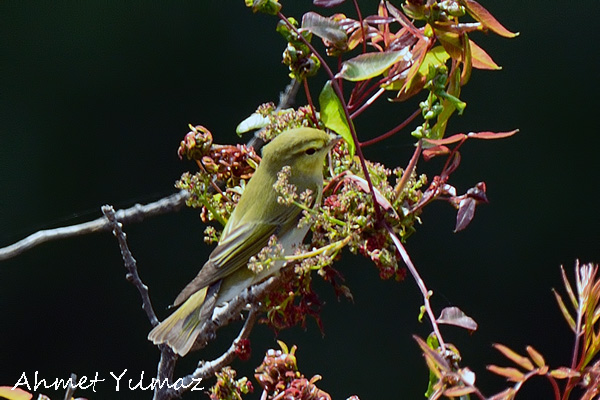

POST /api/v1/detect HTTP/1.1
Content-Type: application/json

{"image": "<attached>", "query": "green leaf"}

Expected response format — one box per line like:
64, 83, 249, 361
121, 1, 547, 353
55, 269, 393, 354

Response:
318, 80, 355, 157
247, 0, 282, 15
236, 113, 270, 135
461, 33, 472, 84
276, 17, 299, 42
418, 46, 451, 76
337, 49, 410, 82
301, 12, 347, 48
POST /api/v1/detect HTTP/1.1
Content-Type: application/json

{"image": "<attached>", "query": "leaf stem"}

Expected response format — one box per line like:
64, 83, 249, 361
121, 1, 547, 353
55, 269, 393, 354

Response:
199, 196, 228, 227
292, 200, 346, 227
284, 236, 351, 262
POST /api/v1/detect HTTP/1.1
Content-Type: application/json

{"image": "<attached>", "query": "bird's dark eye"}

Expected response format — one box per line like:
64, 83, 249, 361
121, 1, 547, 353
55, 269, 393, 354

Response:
305, 147, 317, 155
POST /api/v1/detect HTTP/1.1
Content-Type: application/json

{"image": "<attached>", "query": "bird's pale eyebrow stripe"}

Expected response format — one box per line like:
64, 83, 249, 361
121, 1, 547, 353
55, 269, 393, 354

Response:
294, 140, 325, 155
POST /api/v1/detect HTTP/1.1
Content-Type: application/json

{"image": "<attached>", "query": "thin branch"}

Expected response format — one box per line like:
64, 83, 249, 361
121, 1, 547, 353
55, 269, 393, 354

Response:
102, 205, 159, 326
386, 224, 446, 351
0, 190, 189, 261
360, 108, 421, 148
303, 78, 319, 126
168, 310, 258, 398
392, 138, 422, 202
195, 310, 257, 380
546, 374, 562, 400
349, 87, 385, 120
277, 78, 301, 111
246, 78, 301, 151
194, 268, 290, 350
348, 80, 381, 113
152, 271, 289, 400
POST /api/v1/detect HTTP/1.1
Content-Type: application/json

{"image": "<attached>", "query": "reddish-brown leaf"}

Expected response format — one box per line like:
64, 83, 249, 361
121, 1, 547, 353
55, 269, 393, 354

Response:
463, 0, 519, 38
469, 39, 501, 70
560, 265, 578, 309
345, 174, 398, 215
444, 386, 477, 397
422, 145, 451, 161
525, 346, 546, 368
493, 344, 535, 371
552, 289, 577, 332
467, 129, 519, 139
466, 182, 488, 203
401, 38, 430, 93
445, 151, 462, 176
386, 1, 423, 39
436, 29, 463, 60
549, 367, 580, 379
486, 365, 526, 382
424, 133, 467, 145
455, 197, 476, 232
364, 15, 395, 25
414, 335, 451, 371
487, 388, 517, 400
313, 0, 346, 7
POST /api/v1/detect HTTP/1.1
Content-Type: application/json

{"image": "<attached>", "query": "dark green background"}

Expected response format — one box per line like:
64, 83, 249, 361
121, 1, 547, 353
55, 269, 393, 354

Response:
1, 1, 598, 399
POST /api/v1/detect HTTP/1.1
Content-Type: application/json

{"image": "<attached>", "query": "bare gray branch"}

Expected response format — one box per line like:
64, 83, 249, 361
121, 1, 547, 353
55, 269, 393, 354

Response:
0, 190, 189, 261
102, 204, 159, 326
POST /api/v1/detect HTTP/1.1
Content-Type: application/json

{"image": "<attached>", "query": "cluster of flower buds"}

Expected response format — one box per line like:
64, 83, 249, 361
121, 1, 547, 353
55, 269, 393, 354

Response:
262, 270, 323, 332
178, 124, 261, 186
254, 342, 333, 400
210, 367, 253, 400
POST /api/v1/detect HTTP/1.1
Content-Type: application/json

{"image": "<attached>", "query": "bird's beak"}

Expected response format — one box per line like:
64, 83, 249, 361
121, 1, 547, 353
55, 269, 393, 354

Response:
328, 134, 343, 149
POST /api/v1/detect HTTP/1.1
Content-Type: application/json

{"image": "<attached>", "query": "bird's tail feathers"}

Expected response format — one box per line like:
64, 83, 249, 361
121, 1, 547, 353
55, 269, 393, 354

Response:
147, 287, 208, 356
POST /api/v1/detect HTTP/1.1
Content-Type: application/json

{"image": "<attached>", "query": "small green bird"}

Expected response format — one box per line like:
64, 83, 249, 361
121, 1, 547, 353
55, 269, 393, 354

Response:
148, 127, 340, 356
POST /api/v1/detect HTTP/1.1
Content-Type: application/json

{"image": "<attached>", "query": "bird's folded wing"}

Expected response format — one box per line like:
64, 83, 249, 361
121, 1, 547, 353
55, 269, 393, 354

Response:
173, 201, 303, 307
173, 221, 278, 306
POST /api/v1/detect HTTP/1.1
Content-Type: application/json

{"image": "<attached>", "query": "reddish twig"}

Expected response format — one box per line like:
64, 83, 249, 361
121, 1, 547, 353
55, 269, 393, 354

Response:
360, 108, 421, 147
349, 87, 386, 120
386, 223, 446, 351
392, 139, 422, 202
303, 78, 319, 125
352, 0, 367, 54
